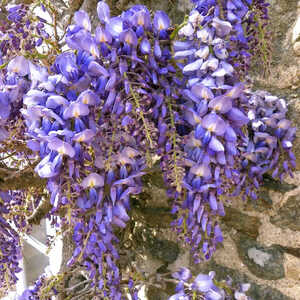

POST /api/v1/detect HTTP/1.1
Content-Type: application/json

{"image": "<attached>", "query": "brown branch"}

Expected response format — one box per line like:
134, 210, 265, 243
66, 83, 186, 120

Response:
65, 279, 91, 292
27, 197, 52, 225
0, 165, 46, 191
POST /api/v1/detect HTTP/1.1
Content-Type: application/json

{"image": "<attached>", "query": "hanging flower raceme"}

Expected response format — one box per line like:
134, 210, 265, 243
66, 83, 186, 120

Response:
0, 55, 33, 141
171, 5, 250, 262
190, 0, 271, 76
0, 4, 49, 57
0, 191, 23, 291
63, 3, 183, 296
0, 23, 48, 296
235, 90, 296, 200
22, 2, 180, 296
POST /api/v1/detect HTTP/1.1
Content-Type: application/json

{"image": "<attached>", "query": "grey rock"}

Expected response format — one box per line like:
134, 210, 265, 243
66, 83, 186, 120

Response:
275, 245, 300, 258
136, 206, 174, 228
132, 224, 179, 264
146, 282, 176, 300
223, 207, 262, 239
262, 174, 297, 193
146, 286, 170, 300
149, 238, 180, 264
270, 194, 300, 231
236, 235, 285, 280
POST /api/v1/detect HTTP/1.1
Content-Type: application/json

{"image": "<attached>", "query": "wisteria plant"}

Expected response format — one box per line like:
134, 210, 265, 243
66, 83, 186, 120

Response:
0, 0, 296, 299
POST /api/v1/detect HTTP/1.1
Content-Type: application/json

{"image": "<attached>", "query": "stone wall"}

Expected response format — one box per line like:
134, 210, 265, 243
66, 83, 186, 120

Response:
122, 0, 300, 299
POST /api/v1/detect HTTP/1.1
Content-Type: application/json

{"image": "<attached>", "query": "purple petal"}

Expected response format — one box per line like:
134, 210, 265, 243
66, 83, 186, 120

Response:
113, 202, 130, 222
197, 27, 214, 43
134, 8, 151, 28
81, 173, 104, 189
209, 192, 218, 210
95, 26, 112, 43
122, 147, 139, 158
174, 49, 196, 59
214, 224, 223, 242
183, 59, 203, 74
112, 216, 126, 228
35, 159, 58, 178
27, 140, 40, 151
185, 108, 201, 126
46, 95, 68, 109
7, 56, 29, 76
106, 17, 123, 37
97, 1, 110, 23
202, 113, 226, 136
193, 274, 214, 292
226, 108, 249, 126
73, 129, 95, 143
63, 102, 89, 119
173, 40, 193, 51
0, 128, 8, 142
190, 164, 211, 179
225, 83, 244, 99
277, 119, 291, 130
55, 53, 78, 81
191, 84, 214, 100
154, 40, 162, 58
48, 138, 75, 157
23, 90, 47, 106
208, 96, 232, 113
209, 136, 224, 152
224, 126, 237, 142
172, 267, 191, 282
77, 90, 98, 105
120, 29, 138, 46
200, 56, 218, 72
74, 10, 91, 31
140, 38, 151, 54
88, 61, 109, 77
212, 17, 232, 37
153, 11, 170, 31
195, 46, 209, 60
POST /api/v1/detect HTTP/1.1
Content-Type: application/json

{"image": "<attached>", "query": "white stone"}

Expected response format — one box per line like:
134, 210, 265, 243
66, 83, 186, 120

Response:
293, 41, 300, 55
292, 16, 300, 43
248, 247, 272, 267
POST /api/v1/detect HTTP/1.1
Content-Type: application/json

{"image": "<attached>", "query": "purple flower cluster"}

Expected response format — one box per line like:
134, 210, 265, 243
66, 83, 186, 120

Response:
235, 90, 296, 200
21, 2, 180, 297
0, 0, 296, 298
171, 5, 249, 262
0, 4, 49, 56
0, 54, 47, 143
191, 0, 270, 75
18, 274, 53, 300
169, 267, 251, 300
0, 191, 22, 291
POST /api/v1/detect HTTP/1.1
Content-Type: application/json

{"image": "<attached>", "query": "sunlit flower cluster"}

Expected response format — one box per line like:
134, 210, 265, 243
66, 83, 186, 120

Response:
171, 4, 249, 262
21, 2, 180, 297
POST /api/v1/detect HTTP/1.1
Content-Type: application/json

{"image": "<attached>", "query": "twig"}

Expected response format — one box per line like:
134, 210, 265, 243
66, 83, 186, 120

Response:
66, 279, 92, 292
27, 197, 52, 225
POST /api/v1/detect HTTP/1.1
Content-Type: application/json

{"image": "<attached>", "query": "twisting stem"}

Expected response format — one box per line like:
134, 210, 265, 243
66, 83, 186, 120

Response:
167, 98, 182, 193
124, 72, 154, 149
